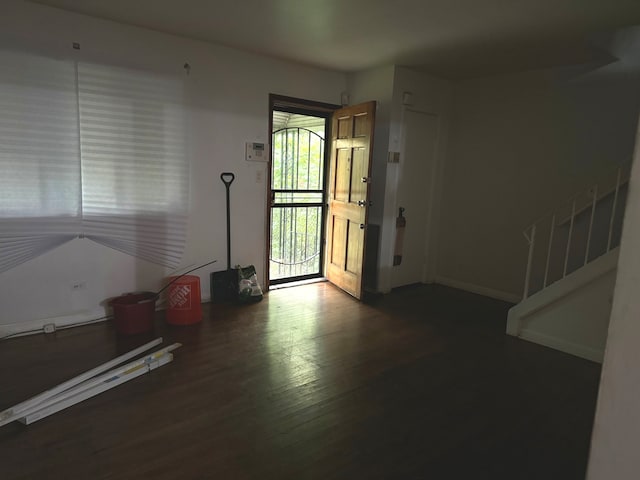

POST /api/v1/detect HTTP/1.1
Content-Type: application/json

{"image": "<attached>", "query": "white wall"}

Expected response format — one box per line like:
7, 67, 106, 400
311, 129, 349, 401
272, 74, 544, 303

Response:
437, 66, 640, 301
345, 67, 453, 294
587, 116, 640, 480
0, 1, 346, 335
378, 67, 452, 293
346, 66, 395, 292
347, 65, 395, 226
347, 66, 452, 293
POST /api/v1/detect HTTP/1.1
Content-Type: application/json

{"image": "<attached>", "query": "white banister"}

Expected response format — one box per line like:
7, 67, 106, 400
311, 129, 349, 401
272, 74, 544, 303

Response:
585, 184, 598, 266
522, 163, 629, 300
523, 224, 536, 299
607, 168, 621, 252
543, 214, 555, 288
563, 200, 576, 278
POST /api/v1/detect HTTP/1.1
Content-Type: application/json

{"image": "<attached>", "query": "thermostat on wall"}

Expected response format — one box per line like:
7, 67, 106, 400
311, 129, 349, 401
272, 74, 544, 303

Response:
246, 142, 267, 162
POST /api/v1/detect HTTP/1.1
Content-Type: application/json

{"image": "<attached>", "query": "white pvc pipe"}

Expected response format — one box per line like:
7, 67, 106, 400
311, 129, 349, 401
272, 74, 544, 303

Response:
0, 337, 163, 427
12, 343, 182, 423
19, 353, 174, 425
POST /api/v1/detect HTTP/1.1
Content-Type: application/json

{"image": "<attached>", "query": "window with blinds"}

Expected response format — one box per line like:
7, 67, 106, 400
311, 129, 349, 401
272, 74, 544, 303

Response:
0, 50, 188, 273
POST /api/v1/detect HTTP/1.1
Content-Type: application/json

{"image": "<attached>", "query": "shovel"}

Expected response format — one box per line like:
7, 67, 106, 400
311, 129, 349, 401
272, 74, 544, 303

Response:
210, 172, 238, 303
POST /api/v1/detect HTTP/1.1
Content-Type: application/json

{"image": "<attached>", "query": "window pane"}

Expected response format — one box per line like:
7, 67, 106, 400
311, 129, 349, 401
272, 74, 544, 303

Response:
78, 62, 189, 267
0, 50, 80, 218
78, 62, 188, 217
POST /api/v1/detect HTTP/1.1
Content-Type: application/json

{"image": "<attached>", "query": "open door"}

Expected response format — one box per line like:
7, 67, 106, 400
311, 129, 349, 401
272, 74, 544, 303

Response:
325, 101, 376, 299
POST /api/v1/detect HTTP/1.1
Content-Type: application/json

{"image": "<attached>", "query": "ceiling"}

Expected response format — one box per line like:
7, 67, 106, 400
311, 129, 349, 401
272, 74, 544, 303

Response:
30, 0, 640, 79
273, 112, 324, 132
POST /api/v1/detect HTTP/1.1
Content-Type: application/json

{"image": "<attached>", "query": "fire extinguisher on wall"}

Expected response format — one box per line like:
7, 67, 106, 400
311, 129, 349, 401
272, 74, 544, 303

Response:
394, 207, 406, 266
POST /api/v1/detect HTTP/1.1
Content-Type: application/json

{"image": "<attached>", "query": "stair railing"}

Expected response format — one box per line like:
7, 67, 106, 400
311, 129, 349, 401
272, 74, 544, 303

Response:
522, 165, 628, 299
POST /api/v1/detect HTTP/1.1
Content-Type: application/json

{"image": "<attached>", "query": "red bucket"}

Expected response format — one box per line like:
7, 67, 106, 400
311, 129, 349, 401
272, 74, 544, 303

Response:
110, 292, 157, 335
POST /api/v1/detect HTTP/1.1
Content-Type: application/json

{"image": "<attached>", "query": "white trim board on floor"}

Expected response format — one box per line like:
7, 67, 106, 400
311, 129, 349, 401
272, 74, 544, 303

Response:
434, 276, 522, 304
0, 338, 165, 427
19, 352, 175, 425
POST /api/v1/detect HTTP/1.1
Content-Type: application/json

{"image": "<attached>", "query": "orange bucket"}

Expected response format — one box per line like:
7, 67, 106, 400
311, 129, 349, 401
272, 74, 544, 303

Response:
166, 275, 202, 325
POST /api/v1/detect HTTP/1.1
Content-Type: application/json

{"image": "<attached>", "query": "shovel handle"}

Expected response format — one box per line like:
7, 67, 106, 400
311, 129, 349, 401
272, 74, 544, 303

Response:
220, 172, 235, 187
220, 172, 234, 270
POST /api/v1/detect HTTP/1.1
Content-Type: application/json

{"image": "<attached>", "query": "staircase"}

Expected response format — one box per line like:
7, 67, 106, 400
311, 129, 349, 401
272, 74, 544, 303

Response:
507, 164, 630, 362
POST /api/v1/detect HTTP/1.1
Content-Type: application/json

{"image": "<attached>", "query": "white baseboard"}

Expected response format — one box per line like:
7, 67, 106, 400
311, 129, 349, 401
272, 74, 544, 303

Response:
435, 276, 522, 303
0, 295, 212, 339
0, 307, 110, 339
518, 329, 604, 363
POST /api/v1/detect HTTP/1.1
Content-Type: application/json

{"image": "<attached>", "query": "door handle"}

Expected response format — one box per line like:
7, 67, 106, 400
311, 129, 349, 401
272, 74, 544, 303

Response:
360, 224, 367, 230
357, 200, 373, 207
361, 177, 371, 183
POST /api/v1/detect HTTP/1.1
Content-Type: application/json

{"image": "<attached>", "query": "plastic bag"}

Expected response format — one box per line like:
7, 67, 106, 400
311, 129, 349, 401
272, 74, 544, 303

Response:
236, 265, 263, 304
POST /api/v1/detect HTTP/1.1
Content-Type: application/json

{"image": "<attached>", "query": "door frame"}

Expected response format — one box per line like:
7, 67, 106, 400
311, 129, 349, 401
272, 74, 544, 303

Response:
266, 94, 341, 290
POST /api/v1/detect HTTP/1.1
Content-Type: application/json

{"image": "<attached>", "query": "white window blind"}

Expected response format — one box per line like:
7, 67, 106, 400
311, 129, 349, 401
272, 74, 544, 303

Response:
0, 51, 188, 273
78, 63, 188, 267
0, 51, 81, 273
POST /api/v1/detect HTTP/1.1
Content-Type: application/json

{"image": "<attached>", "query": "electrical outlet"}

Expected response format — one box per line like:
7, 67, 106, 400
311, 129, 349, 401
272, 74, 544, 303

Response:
43, 323, 56, 334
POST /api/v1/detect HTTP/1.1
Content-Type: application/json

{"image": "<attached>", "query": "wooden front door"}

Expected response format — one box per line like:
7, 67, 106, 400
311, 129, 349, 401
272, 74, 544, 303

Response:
325, 101, 376, 299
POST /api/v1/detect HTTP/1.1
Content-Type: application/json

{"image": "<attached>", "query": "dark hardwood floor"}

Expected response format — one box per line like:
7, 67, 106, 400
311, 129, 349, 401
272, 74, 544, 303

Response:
0, 283, 601, 479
